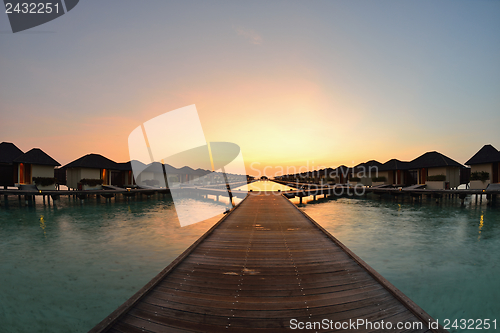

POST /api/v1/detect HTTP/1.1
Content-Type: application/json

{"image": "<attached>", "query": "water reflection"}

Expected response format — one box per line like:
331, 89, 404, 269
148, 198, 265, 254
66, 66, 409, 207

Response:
39, 215, 46, 237
234, 180, 295, 192
0, 195, 224, 332
299, 196, 500, 332
478, 212, 484, 241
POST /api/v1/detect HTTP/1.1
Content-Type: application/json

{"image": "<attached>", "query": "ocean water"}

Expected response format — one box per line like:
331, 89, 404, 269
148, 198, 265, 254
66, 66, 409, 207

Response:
295, 193, 500, 332
0, 194, 226, 333
1, 188, 499, 332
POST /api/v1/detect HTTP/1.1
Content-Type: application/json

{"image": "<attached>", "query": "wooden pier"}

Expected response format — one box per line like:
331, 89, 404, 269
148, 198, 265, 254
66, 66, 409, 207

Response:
90, 192, 445, 332
0, 182, 248, 206
274, 180, 499, 205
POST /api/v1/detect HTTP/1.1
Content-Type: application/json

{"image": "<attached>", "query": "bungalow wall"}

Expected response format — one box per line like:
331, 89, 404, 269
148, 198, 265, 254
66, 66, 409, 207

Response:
377, 170, 406, 185
135, 171, 166, 187
153, 172, 166, 186
32, 165, 55, 178
355, 177, 372, 186
135, 171, 153, 185
377, 171, 391, 185
120, 170, 135, 187
470, 163, 493, 180
469, 163, 494, 189
166, 174, 180, 185
15, 164, 56, 185
66, 168, 100, 189
427, 166, 460, 188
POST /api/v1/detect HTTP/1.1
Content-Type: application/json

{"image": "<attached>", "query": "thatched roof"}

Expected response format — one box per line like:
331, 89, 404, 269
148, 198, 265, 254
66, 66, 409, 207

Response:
0, 142, 23, 163
163, 164, 179, 174
63, 153, 119, 170
353, 160, 383, 171
143, 162, 164, 173
336, 165, 351, 172
13, 148, 60, 166
408, 151, 463, 169
379, 159, 411, 171
465, 144, 500, 165
194, 168, 211, 176
178, 166, 195, 175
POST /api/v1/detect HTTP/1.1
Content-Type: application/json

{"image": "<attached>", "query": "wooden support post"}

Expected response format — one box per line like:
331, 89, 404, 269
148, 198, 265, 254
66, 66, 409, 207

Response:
459, 194, 467, 207
43, 195, 46, 205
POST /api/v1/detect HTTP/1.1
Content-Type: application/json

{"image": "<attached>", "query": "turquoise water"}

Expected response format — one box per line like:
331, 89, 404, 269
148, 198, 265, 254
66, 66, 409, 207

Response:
1, 190, 499, 332
0, 194, 226, 333
296, 194, 500, 332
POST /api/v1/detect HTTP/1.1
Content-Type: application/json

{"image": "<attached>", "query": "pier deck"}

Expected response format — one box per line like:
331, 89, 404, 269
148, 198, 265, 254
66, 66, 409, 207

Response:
90, 193, 444, 333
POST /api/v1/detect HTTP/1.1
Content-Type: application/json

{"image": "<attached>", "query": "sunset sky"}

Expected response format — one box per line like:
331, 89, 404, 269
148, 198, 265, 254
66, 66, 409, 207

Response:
1, 1, 499, 177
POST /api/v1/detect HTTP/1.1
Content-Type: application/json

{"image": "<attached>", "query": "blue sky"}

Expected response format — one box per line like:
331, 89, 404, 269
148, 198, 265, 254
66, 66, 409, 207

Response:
1, 0, 499, 175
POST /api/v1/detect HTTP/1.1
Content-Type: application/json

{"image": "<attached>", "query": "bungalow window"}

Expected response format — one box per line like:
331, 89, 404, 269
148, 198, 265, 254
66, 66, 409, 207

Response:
19, 163, 23, 184
19, 163, 31, 184
408, 170, 418, 185
101, 169, 108, 185
419, 168, 427, 184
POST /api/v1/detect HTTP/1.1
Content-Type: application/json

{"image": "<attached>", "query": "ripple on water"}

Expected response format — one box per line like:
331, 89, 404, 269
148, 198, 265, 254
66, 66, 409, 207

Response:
300, 195, 500, 332
0, 196, 223, 333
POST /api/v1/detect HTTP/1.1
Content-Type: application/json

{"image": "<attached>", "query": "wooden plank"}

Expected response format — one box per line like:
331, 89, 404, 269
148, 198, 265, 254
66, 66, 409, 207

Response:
88, 195, 250, 333
90, 193, 446, 333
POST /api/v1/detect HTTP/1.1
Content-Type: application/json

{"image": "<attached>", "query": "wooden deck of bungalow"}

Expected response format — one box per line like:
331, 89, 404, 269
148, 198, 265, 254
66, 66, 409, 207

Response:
273, 180, 500, 205
0, 181, 249, 205
89, 192, 445, 333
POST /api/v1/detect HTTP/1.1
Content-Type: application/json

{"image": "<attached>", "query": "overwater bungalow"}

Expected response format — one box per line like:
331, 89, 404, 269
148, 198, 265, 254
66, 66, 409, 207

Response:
64, 153, 119, 190
13, 148, 61, 189
351, 160, 383, 186
335, 165, 351, 184
178, 166, 196, 183
115, 161, 137, 187
135, 161, 166, 187
161, 163, 179, 185
322, 167, 337, 184
377, 159, 411, 186
465, 144, 500, 189
192, 168, 212, 185
407, 151, 463, 189
0, 142, 24, 188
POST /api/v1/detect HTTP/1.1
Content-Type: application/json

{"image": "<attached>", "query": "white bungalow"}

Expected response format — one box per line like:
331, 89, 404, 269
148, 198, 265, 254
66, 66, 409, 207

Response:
13, 148, 60, 189
377, 159, 410, 186
351, 160, 383, 186
64, 153, 119, 190
407, 151, 463, 189
465, 144, 500, 189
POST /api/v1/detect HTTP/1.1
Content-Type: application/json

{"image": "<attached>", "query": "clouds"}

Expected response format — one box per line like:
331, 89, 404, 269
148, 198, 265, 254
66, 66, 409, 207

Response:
234, 25, 262, 45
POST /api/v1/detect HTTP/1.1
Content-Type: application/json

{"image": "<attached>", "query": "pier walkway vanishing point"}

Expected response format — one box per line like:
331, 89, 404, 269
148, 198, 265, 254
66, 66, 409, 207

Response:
90, 192, 446, 333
